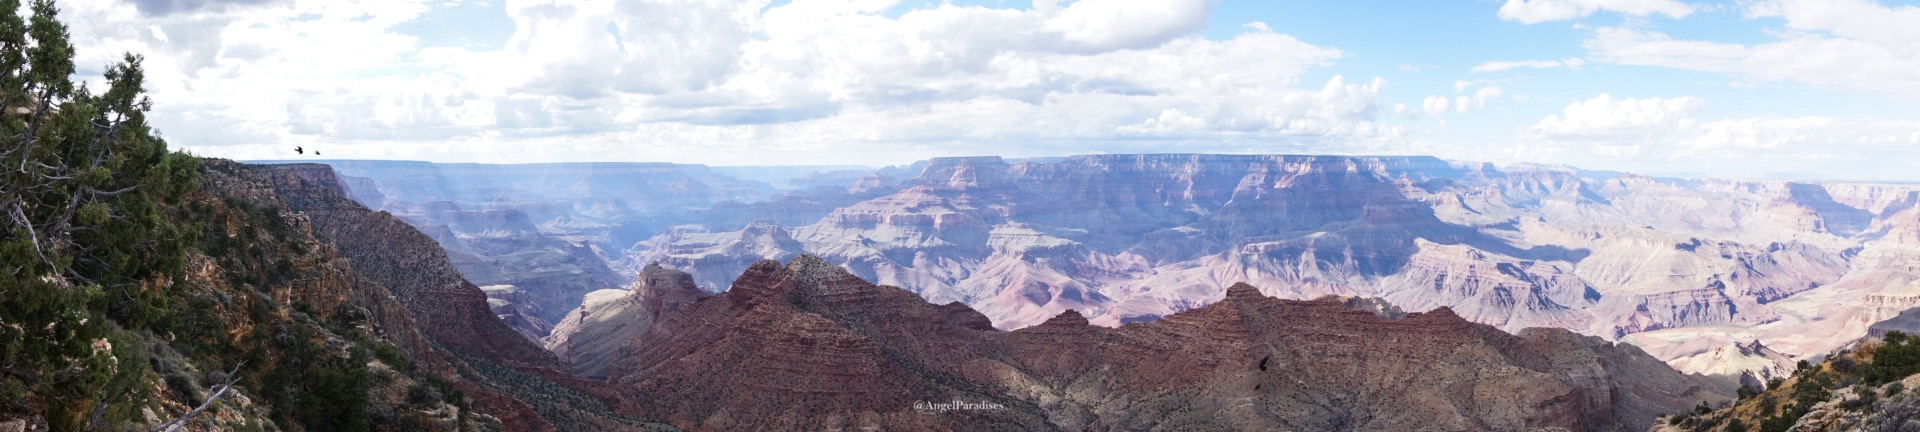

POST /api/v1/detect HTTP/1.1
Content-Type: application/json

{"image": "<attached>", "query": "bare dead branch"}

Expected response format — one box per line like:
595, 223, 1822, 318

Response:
147, 361, 246, 432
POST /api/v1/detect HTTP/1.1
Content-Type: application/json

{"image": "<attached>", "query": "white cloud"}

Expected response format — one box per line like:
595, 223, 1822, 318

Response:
1423, 82, 1504, 118
1472, 60, 1560, 72
1531, 93, 1702, 138
1585, 0, 1920, 95
1423, 95, 1451, 118
58, 0, 1418, 165
1497, 0, 1695, 24
1515, 93, 1920, 180
1471, 58, 1586, 72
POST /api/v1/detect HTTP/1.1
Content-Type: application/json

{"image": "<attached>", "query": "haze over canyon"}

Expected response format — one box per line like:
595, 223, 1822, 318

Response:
284, 153, 1920, 390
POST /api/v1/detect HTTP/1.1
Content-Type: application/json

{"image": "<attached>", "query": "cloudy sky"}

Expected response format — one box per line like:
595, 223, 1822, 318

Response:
54, 0, 1920, 180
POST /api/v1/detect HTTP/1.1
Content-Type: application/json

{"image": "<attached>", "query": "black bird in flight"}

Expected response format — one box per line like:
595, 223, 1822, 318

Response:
294, 146, 303, 155
314, 150, 321, 156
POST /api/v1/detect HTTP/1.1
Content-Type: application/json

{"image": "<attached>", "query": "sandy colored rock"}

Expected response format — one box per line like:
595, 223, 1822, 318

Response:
544, 263, 707, 378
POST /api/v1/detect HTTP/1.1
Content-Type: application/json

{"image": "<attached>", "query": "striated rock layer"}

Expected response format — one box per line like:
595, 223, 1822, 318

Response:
544, 263, 708, 378
253, 163, 668, 431
612, 154, 1920, 383
483, 285, 556, 342
608, 256, 1734, 431
289, 154, 1920, 389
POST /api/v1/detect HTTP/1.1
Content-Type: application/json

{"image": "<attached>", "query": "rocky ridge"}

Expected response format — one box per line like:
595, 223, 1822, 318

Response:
254, 163, 669, 431
610, 154, 1920, 384
306, 154, 1920, 387
544, 263, 708, 378
607, 255, 1733, 431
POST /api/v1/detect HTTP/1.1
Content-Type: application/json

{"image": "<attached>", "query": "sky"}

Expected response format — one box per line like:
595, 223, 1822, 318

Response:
50, 0, 1920, 180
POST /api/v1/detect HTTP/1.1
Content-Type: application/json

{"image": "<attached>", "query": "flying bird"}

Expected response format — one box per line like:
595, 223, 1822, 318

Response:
314, 150, 321, 156
294, 146, 303, 155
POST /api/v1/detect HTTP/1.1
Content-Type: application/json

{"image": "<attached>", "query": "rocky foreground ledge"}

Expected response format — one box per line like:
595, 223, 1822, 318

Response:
599, 255, 1737, 431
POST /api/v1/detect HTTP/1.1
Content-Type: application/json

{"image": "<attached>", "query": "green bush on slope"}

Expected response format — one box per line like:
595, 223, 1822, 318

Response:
0, 0, 200, 426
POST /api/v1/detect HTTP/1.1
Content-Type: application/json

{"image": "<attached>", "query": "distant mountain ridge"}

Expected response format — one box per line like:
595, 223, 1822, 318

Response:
264, 153, 1920, 385
600, 255, 1732, 431
207, 160, 1744, 430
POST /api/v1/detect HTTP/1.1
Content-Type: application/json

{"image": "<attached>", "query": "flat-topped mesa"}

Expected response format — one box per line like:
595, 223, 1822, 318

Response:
915, 156, 1011, 188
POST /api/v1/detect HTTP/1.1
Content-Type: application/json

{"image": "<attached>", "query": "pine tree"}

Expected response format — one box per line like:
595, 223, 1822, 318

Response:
0, 0, 200, 426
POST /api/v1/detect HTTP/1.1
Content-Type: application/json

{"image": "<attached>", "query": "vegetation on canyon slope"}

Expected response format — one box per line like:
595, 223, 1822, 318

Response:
1663, 331, 1920, 431
0, 0, 199, 426
1, 2, 472, 430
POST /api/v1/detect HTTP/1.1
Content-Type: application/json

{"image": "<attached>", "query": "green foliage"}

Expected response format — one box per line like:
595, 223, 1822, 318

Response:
1831, 356, 1857, 374
256, 316, 380, 432
1748, 368, 1841, 432
373, 343, 412, 374
302, 351, 372, 432
0, 0, 201, 423
1869, 333, 1920, 385
1725, 417, 1745, 432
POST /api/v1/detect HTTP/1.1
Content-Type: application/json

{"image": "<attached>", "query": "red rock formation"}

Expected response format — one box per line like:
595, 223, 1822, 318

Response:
545, 263, 707, 378
609, 256, 1733, 431
251, 162, 658, 432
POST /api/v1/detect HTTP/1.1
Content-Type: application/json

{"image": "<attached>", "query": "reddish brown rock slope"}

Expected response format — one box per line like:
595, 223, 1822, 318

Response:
609, 255, 1734, 431
252, 163, 666, 431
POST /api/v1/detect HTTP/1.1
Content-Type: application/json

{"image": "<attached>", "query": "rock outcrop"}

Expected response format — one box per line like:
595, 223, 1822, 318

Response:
483, 285, 556, 342
544, 263, 707, 378
281, 154, 1920, 385
604, 154, 1919, 377
607, 256, 1733, 431
254, 163, 664, 431
1665, 340, 1796, 389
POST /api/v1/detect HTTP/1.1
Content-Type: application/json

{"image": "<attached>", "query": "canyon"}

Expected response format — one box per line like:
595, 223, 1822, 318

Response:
233, 159, 1735, 430
603, 255, 1732, 431
293, 154, 1920, 389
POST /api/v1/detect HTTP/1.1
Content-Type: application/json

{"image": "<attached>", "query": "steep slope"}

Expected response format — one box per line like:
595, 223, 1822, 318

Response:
608, 256, 1733, 431
283, 154, 1920, 389
544, 263, 708, 378
483, 285, 557, 342
389, 201, 627, 327
1656, 333, 1920, 431
252, 163, 667, 431
34, 159, 511, 431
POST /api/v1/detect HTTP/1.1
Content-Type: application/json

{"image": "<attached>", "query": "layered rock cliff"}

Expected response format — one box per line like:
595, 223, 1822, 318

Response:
300, 154, 1920, 389
252, 163, 667, 431
607, 256, 1733, 431
604, 154, 1919, 384
483, 285, 556, 342
544, 263, 707, 378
